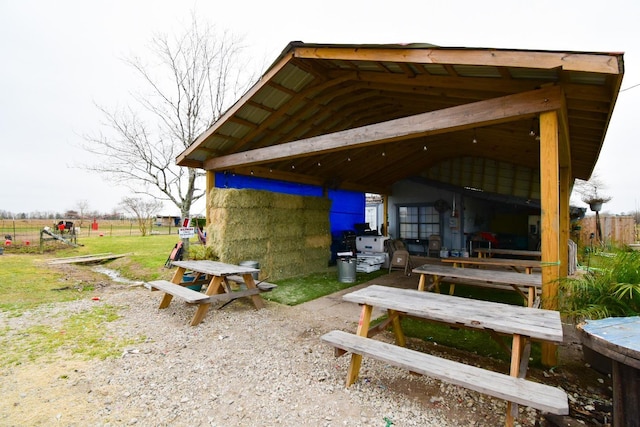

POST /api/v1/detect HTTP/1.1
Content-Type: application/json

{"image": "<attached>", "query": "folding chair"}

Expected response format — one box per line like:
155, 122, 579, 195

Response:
388, 239, 412, 275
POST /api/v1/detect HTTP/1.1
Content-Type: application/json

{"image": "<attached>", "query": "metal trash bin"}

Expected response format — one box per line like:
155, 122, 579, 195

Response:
337, 252, 356, 283
182, 272, 202, 291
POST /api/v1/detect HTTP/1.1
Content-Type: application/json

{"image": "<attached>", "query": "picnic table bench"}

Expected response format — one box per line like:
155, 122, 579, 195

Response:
146, 260, 276, 326
321, 285, 568, 426
412, 263, 542, 307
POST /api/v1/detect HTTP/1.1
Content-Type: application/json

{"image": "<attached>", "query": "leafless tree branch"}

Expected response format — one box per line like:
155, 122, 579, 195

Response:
81, 14, 254, 218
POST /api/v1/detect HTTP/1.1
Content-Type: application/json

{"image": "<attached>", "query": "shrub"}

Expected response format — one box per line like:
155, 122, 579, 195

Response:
560, 250, 640, 320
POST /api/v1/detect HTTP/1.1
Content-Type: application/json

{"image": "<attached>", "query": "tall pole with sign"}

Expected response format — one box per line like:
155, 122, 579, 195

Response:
179, 218, 195, 254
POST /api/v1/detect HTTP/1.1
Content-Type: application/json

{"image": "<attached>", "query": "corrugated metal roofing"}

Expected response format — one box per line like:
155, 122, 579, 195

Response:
177, 42, 624, 199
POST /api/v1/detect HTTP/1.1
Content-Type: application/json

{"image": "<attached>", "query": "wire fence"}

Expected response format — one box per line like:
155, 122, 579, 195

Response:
1, 219, 179, 246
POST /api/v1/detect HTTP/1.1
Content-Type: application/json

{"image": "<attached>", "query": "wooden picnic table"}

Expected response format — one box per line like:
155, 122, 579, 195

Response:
474, 247, 542, 259
578, 316, 640, 426
148, 260, 266, 326
441, 256, 542, 274
322, 285, 567, 426
412, 263, 542, 307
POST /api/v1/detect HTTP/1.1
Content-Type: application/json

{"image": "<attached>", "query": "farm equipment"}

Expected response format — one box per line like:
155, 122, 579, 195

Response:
40, 225, 79, 252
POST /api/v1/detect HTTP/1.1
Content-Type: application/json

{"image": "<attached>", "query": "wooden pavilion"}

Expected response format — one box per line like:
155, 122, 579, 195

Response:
177, 42, 625, 364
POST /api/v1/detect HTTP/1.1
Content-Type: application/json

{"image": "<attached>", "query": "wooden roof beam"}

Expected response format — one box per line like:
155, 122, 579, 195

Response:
203, 86, 564, 171
293, 47, 623, 74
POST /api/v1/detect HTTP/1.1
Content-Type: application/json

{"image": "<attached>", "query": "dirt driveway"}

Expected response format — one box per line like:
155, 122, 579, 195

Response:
0, 262, 613, 426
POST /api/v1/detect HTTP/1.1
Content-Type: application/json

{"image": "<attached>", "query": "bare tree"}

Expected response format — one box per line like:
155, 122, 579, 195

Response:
120, 197, 163, 236
83, 16, 253, 220
76, 200, 90, 227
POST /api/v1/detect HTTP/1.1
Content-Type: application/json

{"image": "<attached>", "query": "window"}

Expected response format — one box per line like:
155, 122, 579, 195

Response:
397, 205, 440, 241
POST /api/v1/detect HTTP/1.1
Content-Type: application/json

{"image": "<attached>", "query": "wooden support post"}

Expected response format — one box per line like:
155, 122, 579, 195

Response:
560, 167, 571, 276
540, 110, 561, 367
206, 171, 214, 228
382, 194, 389, 236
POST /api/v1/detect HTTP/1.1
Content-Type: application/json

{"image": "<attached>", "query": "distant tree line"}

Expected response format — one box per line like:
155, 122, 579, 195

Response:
0, 210, 126, 221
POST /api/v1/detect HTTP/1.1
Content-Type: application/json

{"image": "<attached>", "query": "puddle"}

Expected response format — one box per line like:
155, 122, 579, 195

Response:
92, 266, 141, 285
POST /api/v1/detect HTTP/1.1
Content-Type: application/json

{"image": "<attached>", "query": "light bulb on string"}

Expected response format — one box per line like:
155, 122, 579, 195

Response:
529, 118, 537, 138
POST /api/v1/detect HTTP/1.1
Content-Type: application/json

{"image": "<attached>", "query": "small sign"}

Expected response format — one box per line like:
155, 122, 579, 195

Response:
178, 227, 195, 238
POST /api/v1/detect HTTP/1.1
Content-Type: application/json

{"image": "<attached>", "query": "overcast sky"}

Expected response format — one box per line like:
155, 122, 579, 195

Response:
1, 0, 638, 216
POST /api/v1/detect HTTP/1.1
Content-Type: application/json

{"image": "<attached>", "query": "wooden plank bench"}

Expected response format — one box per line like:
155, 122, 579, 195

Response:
322, 330, 568, 416
146, 280, 210, 304
225, 275, 278, 292
333, 285, 565, 426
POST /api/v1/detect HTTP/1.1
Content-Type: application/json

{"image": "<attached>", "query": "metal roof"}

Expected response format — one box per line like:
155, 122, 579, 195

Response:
177, 42, 624, 198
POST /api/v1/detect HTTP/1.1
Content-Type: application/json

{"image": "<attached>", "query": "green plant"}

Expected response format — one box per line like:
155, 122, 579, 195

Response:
560, 250, 640, 320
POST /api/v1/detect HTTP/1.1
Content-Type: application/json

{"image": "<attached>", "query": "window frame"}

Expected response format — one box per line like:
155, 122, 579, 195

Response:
396, 203, 441, 243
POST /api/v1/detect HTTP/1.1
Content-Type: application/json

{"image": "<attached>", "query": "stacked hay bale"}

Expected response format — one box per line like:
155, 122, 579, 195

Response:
207, 188, 331, 280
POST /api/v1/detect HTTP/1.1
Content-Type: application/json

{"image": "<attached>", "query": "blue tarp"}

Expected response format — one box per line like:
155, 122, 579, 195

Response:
215, 172, 364, 234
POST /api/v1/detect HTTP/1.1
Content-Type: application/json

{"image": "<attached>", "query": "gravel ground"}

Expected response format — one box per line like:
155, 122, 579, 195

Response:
0, 277, 611, 427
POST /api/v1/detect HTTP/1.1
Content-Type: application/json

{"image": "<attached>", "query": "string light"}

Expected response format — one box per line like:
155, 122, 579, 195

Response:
472, 129, 478, 144
529, 118, 537, 138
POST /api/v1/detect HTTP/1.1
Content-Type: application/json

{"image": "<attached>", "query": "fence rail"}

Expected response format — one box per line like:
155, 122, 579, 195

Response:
1, 219, 179, 245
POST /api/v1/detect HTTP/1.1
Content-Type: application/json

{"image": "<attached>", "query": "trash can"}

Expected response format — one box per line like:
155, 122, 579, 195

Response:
337, 252, 357, 283
239, 260, 260, 280
182, 273, 202, 291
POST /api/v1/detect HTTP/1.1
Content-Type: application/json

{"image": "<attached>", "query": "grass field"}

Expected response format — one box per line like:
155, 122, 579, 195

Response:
1, 218, 178, 248
1, 233, 543, 367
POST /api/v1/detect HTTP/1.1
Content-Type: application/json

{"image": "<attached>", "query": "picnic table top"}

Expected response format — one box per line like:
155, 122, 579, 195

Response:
171, 260, 259, 276
343, 285, 563, 342
412, 263, 542, 287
